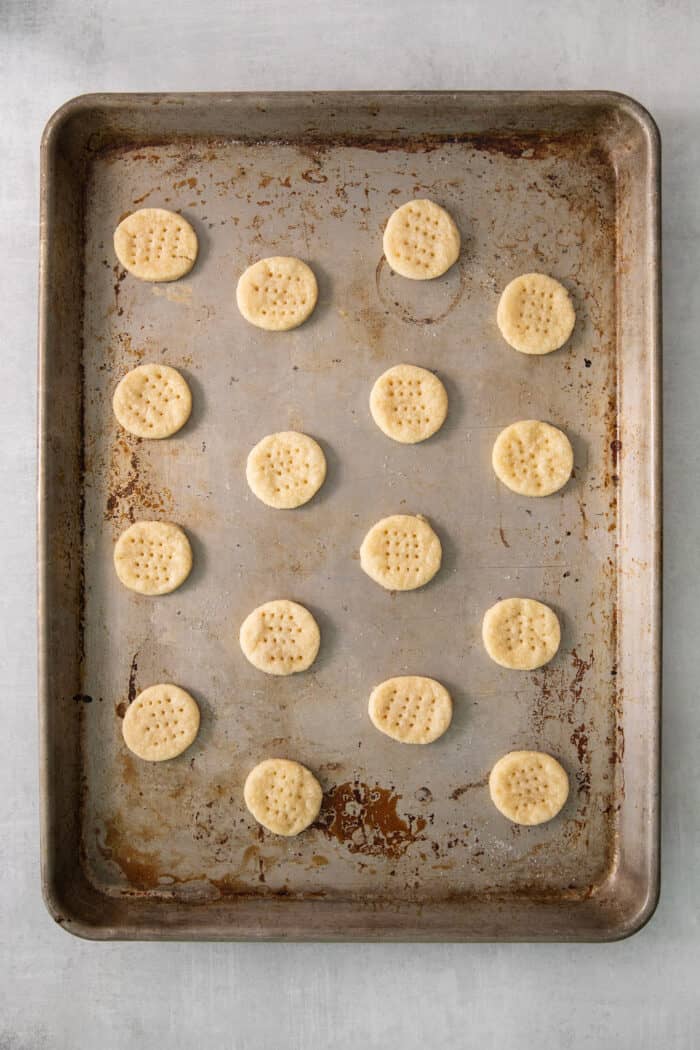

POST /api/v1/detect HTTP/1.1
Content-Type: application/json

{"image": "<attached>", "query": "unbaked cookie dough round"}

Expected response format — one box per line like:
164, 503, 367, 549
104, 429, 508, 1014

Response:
246, 430, 326, 509
489, 750, 569, 825
112, 363, 192, 439
492, 420, 573, 497
122, 684, 200, 762
239, 599, 320, 676
383, 199, 460, 280
244, 758, 323, 836
370, 364, 448, 444
369, 676, 453, 744
236, 256, 318, 331
482, 597, 560, 671
496, 272, 575, 354
113, 521, 192, 596
360, 514, 442, 591
113, 208, 198, 282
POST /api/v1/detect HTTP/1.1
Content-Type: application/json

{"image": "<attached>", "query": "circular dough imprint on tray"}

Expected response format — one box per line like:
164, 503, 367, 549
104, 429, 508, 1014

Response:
246, 430, 326, 509
370, 364, 448, 443
489, 750, 569, 825
113, 520, 193, 596
113, 208, 198, 282
482, 597, 560, 670
360, 514, 442, 591
236, 256, 318, 330
244, 758, 323, 836
496, 272, 575, 354
369, 676, 453, 744
112, 363, 192, 439
239, 599, 321, 676
492, 419, 573, 497
122, 683, 200, 762
383, 199, 460, 280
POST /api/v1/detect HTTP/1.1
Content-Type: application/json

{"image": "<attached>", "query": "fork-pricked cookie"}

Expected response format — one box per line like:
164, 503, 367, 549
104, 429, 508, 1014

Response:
112, 363, 192, 439
360, 514, 442, 591
482, 597, 560, 670
489, 750, 569, 825
239, 599, 320, 676
244, 758, 323, 836
246, 431, 326, 509
383, 199, 460, 280
492, 419, 573, 497
114, 208, 198, 282
236, 256, 318, 331
122, 684, 200, 762
496, 272, 575, 354
370, 364, 448, 444
113, 521, 192, 596
369, 676, 453, 744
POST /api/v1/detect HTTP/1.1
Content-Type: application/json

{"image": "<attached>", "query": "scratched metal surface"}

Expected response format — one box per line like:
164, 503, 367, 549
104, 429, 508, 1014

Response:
40, 94, 659, 938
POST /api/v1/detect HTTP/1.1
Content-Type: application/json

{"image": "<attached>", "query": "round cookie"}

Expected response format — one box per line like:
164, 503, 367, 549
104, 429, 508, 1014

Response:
482, 597, 560, 671
360, 514, 442, 591
239, 599, 320, 676
497, 273, 575, 354
113, 521, 192, 596
370, 364, 448, 444
246, 431, 326, 509
236, 256, 318, 331
244, 758, 323, 836
113, 363, 192, 439
489, 751, 569, 826
492, 420, 573, 497
122, 684, 200, 762
113, 208, 198, 282
368, 676, 452, 745
383, 199, 460, 280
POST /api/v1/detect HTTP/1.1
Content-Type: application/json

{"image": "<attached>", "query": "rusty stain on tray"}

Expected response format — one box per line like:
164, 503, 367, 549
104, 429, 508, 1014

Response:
317, 781, 428, 859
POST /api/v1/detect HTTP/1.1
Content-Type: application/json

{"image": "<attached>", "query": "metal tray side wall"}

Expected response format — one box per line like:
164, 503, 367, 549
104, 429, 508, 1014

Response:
39, 94, 660, 940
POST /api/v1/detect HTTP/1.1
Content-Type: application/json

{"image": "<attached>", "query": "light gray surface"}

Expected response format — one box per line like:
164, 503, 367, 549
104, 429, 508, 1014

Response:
1, 0, 697, 1046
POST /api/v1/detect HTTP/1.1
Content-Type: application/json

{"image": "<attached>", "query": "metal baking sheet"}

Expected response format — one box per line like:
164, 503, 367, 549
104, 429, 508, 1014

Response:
38, 92, 660, 940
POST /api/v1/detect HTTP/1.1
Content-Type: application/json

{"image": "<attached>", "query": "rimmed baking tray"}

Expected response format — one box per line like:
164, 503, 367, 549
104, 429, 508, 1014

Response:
38, 91, 660, 940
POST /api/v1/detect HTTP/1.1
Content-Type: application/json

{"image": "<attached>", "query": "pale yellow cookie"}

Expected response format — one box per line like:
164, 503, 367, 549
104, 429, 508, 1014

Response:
122, 683, 200, 762
246, 431, 326, 509
369, 676, 452, 744
482, 597, 560, 670
489, 750, 569, 825
113, 521, 192, 596
112, 363, 192, 439
492, 420, 573, 497
113, 208, 198, 282
360, 514, 442, 591
239, 599, 320, 676
497, 273, 575, 354
370, 364, 448, 444
383, 199, 460, 280
236, 256, 318, 331
244, 758, 323, 836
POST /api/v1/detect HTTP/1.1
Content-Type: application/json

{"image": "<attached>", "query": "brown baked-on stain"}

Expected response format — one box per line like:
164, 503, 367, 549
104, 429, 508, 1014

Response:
97, 818, 164, 890
531, 649, 595, 735
316, 780, 427, 859
113, 264, 127, 317
127, 649, 139, 704
449, 776, 488, 800
105, 439, 174, 532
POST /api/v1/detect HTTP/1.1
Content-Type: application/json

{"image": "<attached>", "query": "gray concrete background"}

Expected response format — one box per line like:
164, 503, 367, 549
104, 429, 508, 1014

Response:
1, 1, 697, 1046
